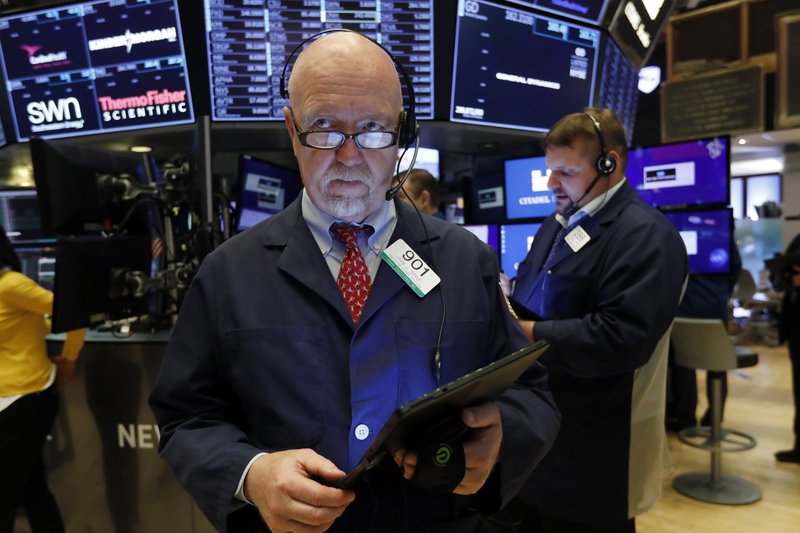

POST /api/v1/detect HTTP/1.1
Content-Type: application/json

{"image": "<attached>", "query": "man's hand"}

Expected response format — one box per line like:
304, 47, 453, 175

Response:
393, 402, 503, 495
244, 449, 355, 533
517, 319, 535, 343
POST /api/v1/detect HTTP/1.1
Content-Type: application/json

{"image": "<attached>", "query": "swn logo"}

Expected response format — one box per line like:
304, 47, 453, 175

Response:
27, 97, 82, 125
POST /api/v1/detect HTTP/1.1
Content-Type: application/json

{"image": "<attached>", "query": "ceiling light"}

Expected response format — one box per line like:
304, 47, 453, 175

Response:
738, 138, 746, 145
130, 146, 152, 153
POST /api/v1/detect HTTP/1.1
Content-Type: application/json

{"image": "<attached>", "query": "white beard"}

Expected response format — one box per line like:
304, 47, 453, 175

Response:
319, 165, 377, 219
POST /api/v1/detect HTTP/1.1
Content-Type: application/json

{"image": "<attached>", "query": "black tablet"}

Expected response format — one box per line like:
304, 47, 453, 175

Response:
330, 340, 550, 489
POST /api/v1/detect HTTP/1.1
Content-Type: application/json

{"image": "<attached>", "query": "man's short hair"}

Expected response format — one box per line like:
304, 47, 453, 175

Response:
543, 107, 628, 170
396, 169, 440, 208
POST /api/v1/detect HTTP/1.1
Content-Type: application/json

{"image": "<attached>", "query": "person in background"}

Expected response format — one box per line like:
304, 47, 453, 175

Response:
395, 168, 444, 218
776, 232, 800, 463
666, 245, 742, 432
504, 108, 688, 533
150, 31, 560, 533
0, 225, 86, 533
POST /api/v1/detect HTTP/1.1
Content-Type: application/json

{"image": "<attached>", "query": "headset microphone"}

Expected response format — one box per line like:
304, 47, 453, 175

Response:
564, 172, 602, 218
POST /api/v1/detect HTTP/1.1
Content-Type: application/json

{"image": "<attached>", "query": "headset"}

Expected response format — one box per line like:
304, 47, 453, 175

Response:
279, 29, 419, 149
584, 111, 616, 176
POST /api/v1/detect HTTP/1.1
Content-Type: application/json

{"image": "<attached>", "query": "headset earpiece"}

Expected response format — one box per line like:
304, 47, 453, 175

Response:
584, 112, 616, 175
280, 29, 418, 149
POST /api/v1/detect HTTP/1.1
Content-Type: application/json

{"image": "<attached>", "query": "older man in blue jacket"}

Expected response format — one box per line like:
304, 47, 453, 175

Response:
149, 31, 559, 533
507, 109, 688, 533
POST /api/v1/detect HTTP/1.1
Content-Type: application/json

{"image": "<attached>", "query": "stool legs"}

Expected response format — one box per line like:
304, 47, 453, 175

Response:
673, 372, 762, 504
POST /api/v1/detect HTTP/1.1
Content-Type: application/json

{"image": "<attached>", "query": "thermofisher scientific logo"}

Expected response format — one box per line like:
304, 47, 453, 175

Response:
88, 27, 177, 54
26, 97, 84, 133
98, 89, 188, 122
20, 44, 70, 69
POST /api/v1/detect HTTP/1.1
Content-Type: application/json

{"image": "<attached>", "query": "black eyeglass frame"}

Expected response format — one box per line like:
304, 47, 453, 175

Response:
289, 108, 400, 150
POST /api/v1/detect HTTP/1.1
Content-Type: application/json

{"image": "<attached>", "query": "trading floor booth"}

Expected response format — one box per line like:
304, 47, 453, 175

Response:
41, 331, 214, 533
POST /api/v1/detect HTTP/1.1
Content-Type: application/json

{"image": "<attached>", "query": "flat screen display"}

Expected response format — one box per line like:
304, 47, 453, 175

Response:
0, 189, 53, 244
507, 0, 613, 25
398, 147, 440, 179
462, 224, 499, 253
500, 222, 542, 278
450, 0, 601, 131
236, 155, 301, 232
626, 136, 730, 209
664, 208, 732, 275
13, 244, 56, 290
204, 1, 434, 121
505, 156, 554, 220
608, 0, 677, 68
596, 34, 638, 145
0, 0, 194, 141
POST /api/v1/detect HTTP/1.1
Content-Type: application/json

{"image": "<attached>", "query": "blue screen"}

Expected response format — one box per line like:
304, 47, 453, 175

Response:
0, 0, 193, 141
626, 137, 730, 209
236, 156, 301, 232
665, 208, 732, 275
462, 224, 499, 253
505, 156, 554, 220
500, 222, 542, 278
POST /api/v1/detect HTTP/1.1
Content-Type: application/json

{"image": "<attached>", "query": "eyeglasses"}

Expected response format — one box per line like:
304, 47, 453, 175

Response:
289, 108, 398, 150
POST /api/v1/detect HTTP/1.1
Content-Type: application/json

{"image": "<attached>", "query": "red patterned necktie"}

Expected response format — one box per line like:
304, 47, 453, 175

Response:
331, 223, 372, 327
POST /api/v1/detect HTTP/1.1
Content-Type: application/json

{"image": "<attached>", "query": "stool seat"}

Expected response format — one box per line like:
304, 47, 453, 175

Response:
669, 317, 761, 505
734, 346, 758, 368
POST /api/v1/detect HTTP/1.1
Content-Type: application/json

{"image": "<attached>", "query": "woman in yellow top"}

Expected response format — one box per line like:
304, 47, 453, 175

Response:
0, 226, 86, 533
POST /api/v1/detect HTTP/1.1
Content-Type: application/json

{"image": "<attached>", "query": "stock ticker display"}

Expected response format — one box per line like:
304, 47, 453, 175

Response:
451, 0, 601, 132
507, 0, 613, 25
204, 0, 435, 121
0, 0, 194, 141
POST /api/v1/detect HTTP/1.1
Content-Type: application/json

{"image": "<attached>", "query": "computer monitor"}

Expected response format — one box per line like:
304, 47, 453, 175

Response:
51, 235, 152, 333
13, 244, 57, 291
462, 224, 499, 253
664, 208, 733, 275
0, 189, 54, 244
500, 222, 542, 278
505, 156, 554, 220
203, 1, 434, 121
235, 155, 302, 232
30, 138, 153, 236
0, 0, 194, 141
397, 147, 440, 179
450, 0, 602, 132
626, 136, 730, 209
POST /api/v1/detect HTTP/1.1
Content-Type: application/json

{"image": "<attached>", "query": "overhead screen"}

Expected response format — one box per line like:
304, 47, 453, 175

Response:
508, 0, 614, 25
204, 1, 434, 121
451, 0, 602, 131
626, 136, 730, 209
0, 0, 194, 142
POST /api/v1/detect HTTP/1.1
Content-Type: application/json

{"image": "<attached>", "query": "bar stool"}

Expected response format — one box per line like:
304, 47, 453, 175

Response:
669, 317, 762, 505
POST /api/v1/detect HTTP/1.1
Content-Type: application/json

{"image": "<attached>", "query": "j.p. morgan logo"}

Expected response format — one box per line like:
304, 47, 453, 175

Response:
20, 44, 70, 69
27, 97, 84, 133
99, 89, 187, 122
88, 27, 177, 54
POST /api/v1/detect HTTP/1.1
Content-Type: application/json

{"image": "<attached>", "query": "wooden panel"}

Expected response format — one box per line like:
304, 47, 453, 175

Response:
661, 65, 764, 143
776, 12, 800, 128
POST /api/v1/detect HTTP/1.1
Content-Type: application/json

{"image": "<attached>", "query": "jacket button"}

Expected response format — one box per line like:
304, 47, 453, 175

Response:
355, 424, 369, 440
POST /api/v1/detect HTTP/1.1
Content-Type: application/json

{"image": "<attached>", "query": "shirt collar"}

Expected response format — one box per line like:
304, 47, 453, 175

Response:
301, 189, 397, 257
555, 177, 626, 228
